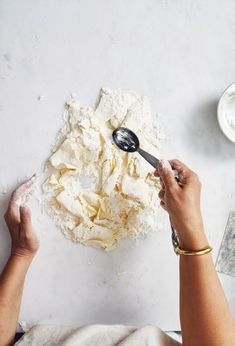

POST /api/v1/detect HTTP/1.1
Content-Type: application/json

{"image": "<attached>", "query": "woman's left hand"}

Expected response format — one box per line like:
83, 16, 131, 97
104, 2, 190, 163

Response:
4, 175, 39, 260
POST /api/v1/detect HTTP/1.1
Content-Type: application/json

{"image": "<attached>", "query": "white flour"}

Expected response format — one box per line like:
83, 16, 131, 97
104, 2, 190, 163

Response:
42, 88, 164, 251
225, 95, 235, 130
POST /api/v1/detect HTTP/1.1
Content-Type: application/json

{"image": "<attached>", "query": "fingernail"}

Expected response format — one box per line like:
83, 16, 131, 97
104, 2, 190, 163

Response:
160, 160, 172, 172
20, 205, 28, 211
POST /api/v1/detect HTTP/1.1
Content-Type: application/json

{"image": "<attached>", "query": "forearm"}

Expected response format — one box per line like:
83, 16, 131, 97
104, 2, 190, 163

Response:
179, 229, 235, 346
0, 255, 32, 346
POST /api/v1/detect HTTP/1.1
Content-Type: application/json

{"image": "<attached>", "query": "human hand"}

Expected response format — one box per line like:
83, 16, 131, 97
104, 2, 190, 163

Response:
155, 160, 209, 250
4, 175, 39, 260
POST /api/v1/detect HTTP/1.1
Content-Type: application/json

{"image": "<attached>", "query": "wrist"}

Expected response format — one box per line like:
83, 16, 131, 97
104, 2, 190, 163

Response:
11, 246, 38, 261
9, 252, 35, 265
176, 225, 209, 251
3, 255, 33, 280
178, 236, 210, 251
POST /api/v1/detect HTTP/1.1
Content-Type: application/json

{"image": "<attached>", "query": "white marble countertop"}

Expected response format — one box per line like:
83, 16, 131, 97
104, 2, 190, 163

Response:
0, 0, 235, 331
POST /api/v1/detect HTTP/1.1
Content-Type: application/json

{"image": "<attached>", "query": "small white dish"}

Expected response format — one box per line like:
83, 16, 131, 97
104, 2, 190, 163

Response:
217, 82, 235, 143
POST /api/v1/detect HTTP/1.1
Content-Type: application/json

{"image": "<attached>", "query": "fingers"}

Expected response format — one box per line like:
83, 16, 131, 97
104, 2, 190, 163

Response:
4, 174, 36, 230
169, 159, 189, 170
158, 189, 165, 202
155, 158, 200, 193
20, 206, 32, 237
169, 159, 198, 184
157, 160, 179, 191
160, 178, 164, 190
14, 174, 37, 206
160, 200, 167, 210
158, 189, 167, 210
154, 170, 159, 177
155, 159, 198, 185
4, 192, 20, 229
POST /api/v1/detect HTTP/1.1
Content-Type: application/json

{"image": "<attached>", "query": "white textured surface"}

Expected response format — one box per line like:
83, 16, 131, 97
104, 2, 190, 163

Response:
0, 0, 235, 331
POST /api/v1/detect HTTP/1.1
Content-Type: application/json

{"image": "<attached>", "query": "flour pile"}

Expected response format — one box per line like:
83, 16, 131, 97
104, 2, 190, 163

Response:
42, 88, 163, 250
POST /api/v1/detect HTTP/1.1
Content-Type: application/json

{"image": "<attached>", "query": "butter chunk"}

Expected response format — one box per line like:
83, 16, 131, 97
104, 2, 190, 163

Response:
101, 157, 122, 196
50, 139, 82, 170
56, 191, 83, 217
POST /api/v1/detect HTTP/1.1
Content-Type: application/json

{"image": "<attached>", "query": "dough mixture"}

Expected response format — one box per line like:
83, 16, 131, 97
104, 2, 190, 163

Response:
42, 88, 163, 250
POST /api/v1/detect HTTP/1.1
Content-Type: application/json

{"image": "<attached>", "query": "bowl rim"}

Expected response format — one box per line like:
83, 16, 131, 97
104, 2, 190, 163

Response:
217, 81, 235, 144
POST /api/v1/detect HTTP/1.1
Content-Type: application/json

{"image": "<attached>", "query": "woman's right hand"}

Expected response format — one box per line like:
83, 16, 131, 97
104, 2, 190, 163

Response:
155, 159, 209, 250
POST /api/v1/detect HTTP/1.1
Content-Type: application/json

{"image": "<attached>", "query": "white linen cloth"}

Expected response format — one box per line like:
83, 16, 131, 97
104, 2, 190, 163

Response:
16, 324, 181, 345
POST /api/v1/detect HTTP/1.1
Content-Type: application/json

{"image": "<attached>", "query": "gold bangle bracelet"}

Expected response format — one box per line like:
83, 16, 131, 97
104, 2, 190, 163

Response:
175, 245, 213, 256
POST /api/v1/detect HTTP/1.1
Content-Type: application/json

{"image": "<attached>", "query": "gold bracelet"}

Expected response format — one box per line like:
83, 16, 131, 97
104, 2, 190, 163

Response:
175, 245, 213, 256
171, 225, 212, 256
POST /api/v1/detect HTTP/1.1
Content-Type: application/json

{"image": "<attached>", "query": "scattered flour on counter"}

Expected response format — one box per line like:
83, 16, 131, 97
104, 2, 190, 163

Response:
42, 88, 164, 251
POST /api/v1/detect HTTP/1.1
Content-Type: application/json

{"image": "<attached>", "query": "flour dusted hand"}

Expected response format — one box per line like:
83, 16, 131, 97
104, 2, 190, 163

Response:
4, 176, 39, 259
155, 159, 209, 250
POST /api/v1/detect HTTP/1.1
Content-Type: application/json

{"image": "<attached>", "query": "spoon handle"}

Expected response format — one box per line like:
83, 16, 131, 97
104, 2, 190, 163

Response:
137, 147, 179, 179
137, 147, 159, 168
137, 146, 180, 252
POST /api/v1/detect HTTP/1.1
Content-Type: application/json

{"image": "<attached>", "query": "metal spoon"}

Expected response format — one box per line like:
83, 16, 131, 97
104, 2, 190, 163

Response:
112, 126, 180, 251
112, 127, 159, 168
112, 127, 179, 178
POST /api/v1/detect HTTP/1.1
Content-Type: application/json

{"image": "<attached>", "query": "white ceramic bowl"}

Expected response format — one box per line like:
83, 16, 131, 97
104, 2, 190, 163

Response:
217, 82, 235, 143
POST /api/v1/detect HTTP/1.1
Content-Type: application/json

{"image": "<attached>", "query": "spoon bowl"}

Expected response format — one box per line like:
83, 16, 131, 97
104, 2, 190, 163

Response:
112, 127, 159, 168
112, 127, 139, 152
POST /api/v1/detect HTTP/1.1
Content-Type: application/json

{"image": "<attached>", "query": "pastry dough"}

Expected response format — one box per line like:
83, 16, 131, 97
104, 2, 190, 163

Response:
42, 88, 163, 250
